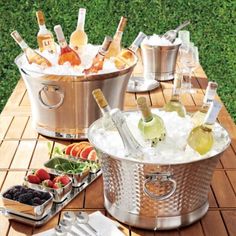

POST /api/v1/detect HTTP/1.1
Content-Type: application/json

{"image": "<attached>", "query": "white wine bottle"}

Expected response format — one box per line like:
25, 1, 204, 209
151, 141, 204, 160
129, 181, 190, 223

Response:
114, 32, 146, 69
187, 100, 222, 155
192, 81, 218, 126
92, 89, 143, 158
163, 74, 186, 117
137, 97, 166, 147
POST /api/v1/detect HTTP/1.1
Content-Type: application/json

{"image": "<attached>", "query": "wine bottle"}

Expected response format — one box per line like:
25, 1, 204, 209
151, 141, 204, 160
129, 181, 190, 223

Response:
105, 16, 127, 59
114, 32, 146, 69
163, 74, 186, 117
54, 25, 81, 66
83, 36, 112, 74
92, 89, 143, 158
187, 100, 222, 155
192, 81, 218, 126
92, 88, 115, 130
11, 30, 52, 67
137, 97, 166, 147
36, 10, 56, 53
70, 8, 88, 52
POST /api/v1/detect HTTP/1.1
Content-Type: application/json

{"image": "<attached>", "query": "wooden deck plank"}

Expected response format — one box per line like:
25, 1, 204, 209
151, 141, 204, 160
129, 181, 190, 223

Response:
20, 91, 30, 107
0, 141, 19, 169
5, 117, 28, 140
221, 210, 236, 236
150, 87, 166, 107
22, 117, 38, 140
226, 170, 236, 194
201, 211, 228, 236
0, 116, 13, 140
179, 222, 204, 236
84, 176, 104, 209
211, 171, 236, 207
29, 141, 53, 169
221, 146, 236, 169
10, 141, 36, 169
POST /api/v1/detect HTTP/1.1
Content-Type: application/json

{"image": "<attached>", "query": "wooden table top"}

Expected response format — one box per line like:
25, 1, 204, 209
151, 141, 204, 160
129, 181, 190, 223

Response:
0, 54, 236, 236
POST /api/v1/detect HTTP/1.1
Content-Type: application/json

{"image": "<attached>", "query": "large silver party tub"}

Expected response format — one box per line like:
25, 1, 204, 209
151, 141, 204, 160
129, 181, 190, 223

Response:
88, 110, 230, 230
15, 52, 137, 139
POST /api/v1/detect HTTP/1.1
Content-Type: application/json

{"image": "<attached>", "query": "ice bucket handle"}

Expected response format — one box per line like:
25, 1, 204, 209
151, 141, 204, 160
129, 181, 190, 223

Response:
38, 84, 64, 110
144, 172, 176, 201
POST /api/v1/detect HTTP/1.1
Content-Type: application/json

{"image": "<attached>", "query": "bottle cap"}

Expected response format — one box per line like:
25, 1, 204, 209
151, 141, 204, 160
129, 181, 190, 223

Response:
36, 10, 45, 25
92, 89, 108, 108
101, 36, 113, 52
117, 16, 127, 32
54, 25, 65, 42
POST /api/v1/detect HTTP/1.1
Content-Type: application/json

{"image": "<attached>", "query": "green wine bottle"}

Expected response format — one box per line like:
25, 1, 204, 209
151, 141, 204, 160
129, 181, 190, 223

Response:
163, 74, 186, 117
137, 97, 166, 147
187, 100, 222, 155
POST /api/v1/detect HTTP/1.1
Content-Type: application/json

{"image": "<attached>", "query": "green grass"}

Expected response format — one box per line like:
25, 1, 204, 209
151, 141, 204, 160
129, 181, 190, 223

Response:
0, 0, 235, 121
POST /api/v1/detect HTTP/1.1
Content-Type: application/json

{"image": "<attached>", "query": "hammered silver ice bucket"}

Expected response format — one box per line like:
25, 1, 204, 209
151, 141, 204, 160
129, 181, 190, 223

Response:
14, 53, 137, 139
141, 41, 181, 81
88, 111, 231, 230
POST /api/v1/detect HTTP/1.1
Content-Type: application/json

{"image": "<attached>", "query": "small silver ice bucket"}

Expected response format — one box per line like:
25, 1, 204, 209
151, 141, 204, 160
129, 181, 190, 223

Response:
15, 52, 137, 139
141, 41, 181, 81
88, 110, 230, 230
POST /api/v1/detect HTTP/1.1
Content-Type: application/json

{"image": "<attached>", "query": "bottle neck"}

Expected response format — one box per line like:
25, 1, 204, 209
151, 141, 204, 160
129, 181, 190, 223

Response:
113, 31, 123, 41
100, 105, 111, 115
39, 24, 47, 31
128, 44, 138, 53
59, 40, 68, 49
77, 13, 85, 31
18, 40, 29, 51
203, 100, 222, 126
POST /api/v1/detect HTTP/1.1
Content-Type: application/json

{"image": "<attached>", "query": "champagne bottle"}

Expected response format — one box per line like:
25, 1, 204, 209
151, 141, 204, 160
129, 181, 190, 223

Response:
105, 16, 127, 59
187, 100, 222, 155
11, 30, 52, 67
137, 97, 166, 147
54, 25, 81, 66
114, 32, 146, 69
70, 8, 88, 52
163, 74, 186, 117
36, 10, 56, 53
192, 81, 218, 126
83, 36, 112, 74
92, 89, 143, 158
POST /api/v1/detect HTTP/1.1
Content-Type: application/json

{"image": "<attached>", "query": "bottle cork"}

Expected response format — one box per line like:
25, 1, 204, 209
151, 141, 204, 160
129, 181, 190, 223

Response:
137, 97, 153, 122
36, 10, 45, 26
101, 36, 113, 52
208, 81, 218, 90
92, 89, 108, 108
117, 16, 127, 32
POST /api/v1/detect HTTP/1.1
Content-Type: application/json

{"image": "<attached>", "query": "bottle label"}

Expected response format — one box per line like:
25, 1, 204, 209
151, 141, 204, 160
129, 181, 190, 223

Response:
42, 39, 55, 52
204, 100, 222, 124
203, 87, 216, 104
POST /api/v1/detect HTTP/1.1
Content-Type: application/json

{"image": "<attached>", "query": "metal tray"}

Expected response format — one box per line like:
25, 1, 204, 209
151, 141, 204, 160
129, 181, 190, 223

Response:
44, 157, 92, 187
0, 169, 102, 226
24, 174, 73, 203
0, 185, 53, 220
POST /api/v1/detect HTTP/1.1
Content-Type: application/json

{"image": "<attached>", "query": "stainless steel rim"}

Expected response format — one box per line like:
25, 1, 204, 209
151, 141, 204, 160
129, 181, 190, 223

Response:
105, 198, 209, 230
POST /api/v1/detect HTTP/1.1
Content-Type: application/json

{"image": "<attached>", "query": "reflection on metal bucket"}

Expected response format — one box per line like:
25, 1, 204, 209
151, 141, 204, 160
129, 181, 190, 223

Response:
141, 42, 181, 81
15, 52, 138, 139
